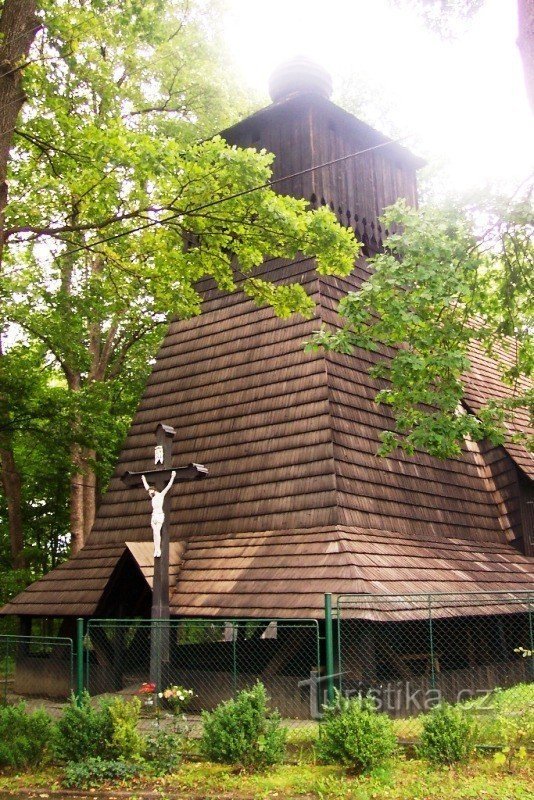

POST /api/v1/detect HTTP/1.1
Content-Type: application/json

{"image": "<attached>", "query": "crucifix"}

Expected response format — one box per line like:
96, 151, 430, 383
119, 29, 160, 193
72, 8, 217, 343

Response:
121, 422, 208, 688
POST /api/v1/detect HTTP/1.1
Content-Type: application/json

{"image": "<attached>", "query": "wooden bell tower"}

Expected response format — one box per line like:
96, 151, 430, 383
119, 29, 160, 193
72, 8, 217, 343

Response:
222, 56, 424, 254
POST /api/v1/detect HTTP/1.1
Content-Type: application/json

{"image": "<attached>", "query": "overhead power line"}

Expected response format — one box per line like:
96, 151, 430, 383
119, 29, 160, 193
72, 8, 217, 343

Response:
51, 134, 412, 260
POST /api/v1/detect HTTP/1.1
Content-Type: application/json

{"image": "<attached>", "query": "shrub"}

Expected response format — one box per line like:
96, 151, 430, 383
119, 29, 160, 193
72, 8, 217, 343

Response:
489, 694, 534, 772
143, 730, 183, 776
0, 703, 52, 769
106, 696, 143, 760
63, 757, 139, 789
54, 691, 142, 763
54, 691, 113, 762
200, 682, 287, 770
492, 712, 534, 772
418, 703, 476, 766
317, 694, 397, 773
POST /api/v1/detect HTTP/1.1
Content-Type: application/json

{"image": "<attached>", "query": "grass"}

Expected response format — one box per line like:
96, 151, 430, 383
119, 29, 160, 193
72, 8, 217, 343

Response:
0, 758, 532, 799
391, 716, 423, 742
163, 758, 534, 799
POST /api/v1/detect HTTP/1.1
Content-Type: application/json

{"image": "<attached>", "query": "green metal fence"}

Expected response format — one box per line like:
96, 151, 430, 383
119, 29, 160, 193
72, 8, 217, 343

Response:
1, 590, 533, 737
85, 618, 321, 719
0, 634, 74, 705
333, 591, 533, 737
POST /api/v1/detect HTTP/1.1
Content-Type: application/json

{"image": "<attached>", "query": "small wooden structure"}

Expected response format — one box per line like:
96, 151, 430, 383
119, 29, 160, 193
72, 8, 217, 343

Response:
2, 59, 533, 704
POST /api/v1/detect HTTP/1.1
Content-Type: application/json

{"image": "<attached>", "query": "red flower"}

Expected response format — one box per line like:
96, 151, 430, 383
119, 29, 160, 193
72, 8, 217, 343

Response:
139, 682, 156, 694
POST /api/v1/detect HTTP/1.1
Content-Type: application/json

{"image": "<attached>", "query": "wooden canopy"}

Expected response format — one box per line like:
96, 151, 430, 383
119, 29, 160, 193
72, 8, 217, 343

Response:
3, 60, 533, 621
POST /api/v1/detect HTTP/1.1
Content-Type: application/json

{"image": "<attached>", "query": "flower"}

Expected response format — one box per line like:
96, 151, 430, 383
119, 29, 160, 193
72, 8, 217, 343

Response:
139, 682, 156, 694
157, 684, 194, 714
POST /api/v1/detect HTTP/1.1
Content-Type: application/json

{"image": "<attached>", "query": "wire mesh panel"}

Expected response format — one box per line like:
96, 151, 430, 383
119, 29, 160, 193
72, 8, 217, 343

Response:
86, 618, 320, 719
336, 592, 533, 736
0, 634, 74, 704
233, 620, 320, 719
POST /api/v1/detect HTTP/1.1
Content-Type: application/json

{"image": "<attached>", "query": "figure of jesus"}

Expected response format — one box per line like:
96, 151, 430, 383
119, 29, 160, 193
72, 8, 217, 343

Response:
141, 471, 176, 558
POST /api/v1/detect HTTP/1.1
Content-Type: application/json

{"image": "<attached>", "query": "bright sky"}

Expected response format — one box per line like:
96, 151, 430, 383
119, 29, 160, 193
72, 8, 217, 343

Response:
223, 0, 533, 198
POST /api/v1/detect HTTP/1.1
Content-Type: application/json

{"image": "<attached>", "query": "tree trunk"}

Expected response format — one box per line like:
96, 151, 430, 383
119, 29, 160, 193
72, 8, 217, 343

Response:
0, 444, 25, 567
70, 442, 85, 555
0, 334, 25, 568
69, 443, 98, 554
0, 1, 39, 570
0, 0, 39, 266
83, 448, 97, 541
517, 0, 534, 112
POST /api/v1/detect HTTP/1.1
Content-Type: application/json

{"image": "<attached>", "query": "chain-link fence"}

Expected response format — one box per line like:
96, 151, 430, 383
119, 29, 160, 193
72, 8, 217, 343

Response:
0, 634, 74, 705
85, 618, 321, 720
2, 592, 533, 738
335, 591, 533, 739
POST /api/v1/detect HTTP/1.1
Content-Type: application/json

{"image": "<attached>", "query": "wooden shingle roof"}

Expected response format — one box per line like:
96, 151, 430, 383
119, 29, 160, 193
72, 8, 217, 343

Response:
318, 268, 533, 541
171, 525, 533, 620
1, 543, 125, 617
82, 257, 531, 550
3, 75, 532, 620
3, 256, 532, 619
4, 524, 530, 620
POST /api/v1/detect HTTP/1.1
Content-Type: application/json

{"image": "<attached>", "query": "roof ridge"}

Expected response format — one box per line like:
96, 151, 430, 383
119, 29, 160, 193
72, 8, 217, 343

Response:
316, 275, 343, 527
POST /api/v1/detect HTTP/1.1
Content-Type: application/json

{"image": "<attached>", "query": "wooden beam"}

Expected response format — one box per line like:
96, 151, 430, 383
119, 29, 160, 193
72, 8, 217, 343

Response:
121, 463, 208, 488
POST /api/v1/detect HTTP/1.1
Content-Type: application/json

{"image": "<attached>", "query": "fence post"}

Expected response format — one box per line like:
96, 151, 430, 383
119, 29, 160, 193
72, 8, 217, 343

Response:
76, 617, 84, 704
324, 593, 334, 705
336, 598, 343, 693
529, 595, 534, 678
232, 621, 237, 695
2, 638, 9, 705
428, 595, 436, 691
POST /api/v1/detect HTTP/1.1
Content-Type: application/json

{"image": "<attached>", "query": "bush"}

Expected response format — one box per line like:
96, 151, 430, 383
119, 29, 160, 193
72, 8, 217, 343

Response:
418, 703, 476, 766
493, 710, 534, 772
200, 682, 287, 770
143, 730, 183, 776
457, 684, 534, 771
0, 703, 52, 769
106, 696, 143, 760
317, 694, 397, 773
54, 691, 113, 762
63, 757, 139, 789
486, 689, 534, 771
54, 691, 142, 763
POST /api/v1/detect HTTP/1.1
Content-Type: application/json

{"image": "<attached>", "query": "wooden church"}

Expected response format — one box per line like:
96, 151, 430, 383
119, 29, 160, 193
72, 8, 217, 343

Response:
3, 60, 533, 706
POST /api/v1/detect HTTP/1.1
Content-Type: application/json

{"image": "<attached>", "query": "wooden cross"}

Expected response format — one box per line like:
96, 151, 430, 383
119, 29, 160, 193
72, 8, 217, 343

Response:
121, 423, 208, 686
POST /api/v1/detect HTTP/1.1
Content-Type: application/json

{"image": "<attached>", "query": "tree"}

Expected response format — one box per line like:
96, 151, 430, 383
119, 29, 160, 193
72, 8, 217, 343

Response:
326, 3, 533, 460
0, 0, 359, 564
395, 1, 534, 111
0, 343, 71, 572
310, 195, 533, 459
0, 0, 41, 569
517, 0, 534, 110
